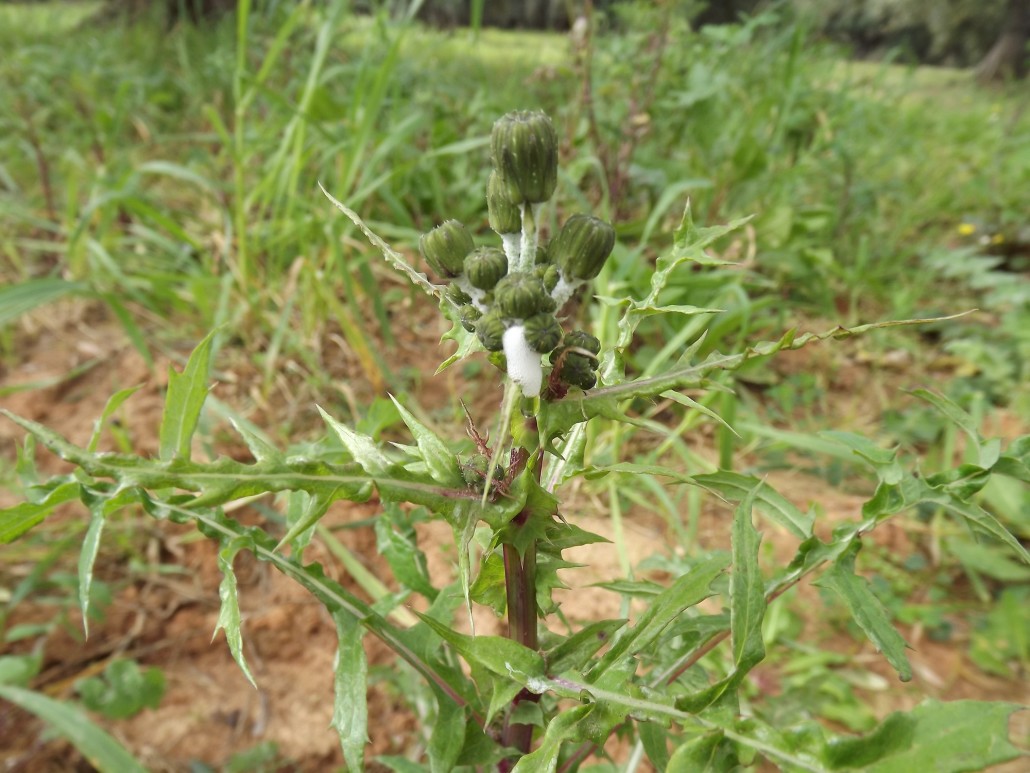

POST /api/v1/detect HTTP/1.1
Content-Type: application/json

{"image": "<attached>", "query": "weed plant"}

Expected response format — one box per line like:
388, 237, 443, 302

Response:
2, 109, 1027, 771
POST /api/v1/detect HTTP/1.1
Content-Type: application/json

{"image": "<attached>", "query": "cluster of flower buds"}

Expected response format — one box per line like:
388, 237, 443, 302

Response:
418, 110, 616, 398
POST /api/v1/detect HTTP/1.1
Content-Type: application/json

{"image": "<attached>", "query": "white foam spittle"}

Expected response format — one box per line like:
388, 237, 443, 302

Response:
502, 325, 543, 398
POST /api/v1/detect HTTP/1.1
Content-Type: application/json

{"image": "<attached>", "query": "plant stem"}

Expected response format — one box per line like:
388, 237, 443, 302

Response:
500, 416, 542, 764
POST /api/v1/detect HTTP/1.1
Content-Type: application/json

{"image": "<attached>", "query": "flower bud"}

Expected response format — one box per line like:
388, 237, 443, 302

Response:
522, 312, 563, 354
533, 264, 560, 293
487, 171, 522, 235
459, 304, 482, 333
420, 220, 474, 278
554, 351, 597, 390
445, 283, 472, 306
563, 330, 601, 356
552, 213, 616, 281
476, 311, 507, 352
464, 247, 508, 291
461, 453, 504, 487
491, 110, 558, 205
494, 271, 552, 319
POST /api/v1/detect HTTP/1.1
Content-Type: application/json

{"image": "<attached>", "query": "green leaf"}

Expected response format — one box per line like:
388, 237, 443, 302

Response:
640, 719, 672, 771
317, 404, 393, 476
0, 278, 88, 327
389, 395, 462, 486
539, 314, 971, 447
510, 704, 594, 773
376, 506, 437, 599
159, 330, 216, 461
0, 684, 147, 773
0, 654, 42, 687
822, 711, 915, 769
730, 487, 766, 675
0, 480, 80, 544
669, 731, 729, 772
88, 385, 142, 453
545, 619, 628, 674
694, 471, 812, 538
589, 553, 728, 679
815, 541, 912, 682
331, 612, 367, 773
214, 537, 257, 688
910, 389, 999, 467
76, 659, 165, 720
821, 431, 904, 484
428, 689, 466, 773
417, 613, 546, 684
857, 700, 1024, 772
930, 490, 1030, 565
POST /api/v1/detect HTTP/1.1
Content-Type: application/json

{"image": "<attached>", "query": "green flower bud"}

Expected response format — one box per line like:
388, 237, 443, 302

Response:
555, 352, 597, 390
563, 330, 601, 356
420, 219, 474, 278
533, 264, 560, 293
464, 247, 508, 291
487, 170, 521, 235
461, 453, 504, 487
459, 304, 482, 333
552, 213, 616, 281
476, 311, 507, 352
494, 271, 551, 319
445, 284, 472, 306
491, 110, 558, 205
522, 312, 563, 354
535, 239, 552, 266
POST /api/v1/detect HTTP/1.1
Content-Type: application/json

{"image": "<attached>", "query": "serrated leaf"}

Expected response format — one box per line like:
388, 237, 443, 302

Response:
389, 395, 461, 486
539, 314, 972, 447
815, 541, 911, 681
320, 183, 440, 299
317, 405, 392, 476
0, 684, 147, 772
227, 416, 282, 463
0, 480, 80, 544
332, 612, 367, 773
159, 329, 216, 461
858, 700, 1024, 772
694, 471, 812, 538
277, 490, 332, 552
589, 553, 728, 679
214, 537, 257, 688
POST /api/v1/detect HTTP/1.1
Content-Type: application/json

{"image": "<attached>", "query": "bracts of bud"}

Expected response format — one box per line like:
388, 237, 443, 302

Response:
419, 219, 474, 279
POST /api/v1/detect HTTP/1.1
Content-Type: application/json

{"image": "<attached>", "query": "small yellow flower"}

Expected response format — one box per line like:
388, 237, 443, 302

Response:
957, 222, 976, 236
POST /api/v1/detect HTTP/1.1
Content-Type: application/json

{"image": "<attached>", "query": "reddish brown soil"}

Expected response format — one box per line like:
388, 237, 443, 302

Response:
1, 307, 1026, 771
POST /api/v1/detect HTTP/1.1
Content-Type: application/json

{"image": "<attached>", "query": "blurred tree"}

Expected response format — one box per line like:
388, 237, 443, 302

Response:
976, 0, 1029, 80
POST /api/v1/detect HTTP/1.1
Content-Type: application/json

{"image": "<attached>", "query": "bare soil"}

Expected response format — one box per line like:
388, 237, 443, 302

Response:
0, 307, 1026, 771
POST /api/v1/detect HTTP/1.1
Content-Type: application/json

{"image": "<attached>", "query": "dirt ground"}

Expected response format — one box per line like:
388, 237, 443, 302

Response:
0, 307, 1026, 771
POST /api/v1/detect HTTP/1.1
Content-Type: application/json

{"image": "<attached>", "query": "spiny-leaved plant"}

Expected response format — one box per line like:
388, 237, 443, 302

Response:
3, 110, 1028, 772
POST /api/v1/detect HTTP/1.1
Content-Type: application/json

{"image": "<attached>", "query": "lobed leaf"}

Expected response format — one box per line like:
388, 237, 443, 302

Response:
389, 395, 462, 487
214, 537, 258, 688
